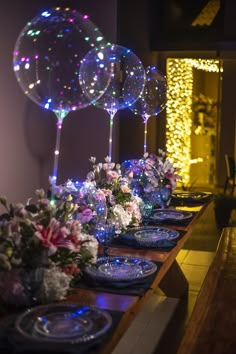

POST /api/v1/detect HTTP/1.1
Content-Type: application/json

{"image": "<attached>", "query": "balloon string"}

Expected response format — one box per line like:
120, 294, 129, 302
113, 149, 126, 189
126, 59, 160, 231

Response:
108, 110, 117, 160
52, 119, 63, 186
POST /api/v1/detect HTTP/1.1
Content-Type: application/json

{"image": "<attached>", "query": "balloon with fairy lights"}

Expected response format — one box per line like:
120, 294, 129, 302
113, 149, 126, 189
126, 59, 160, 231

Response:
13, 7, 108, 185
79, 44, 146, 160
130, 66, 167, 154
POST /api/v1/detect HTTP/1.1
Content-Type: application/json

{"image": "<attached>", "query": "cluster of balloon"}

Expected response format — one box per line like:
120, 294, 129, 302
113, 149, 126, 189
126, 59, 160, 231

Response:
13, 7, 108, 185
129, 66, 167, 154
79, 43, 146, 160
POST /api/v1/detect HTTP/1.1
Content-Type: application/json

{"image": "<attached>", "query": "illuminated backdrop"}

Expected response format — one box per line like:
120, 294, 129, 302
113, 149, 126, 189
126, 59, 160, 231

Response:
166, 58, 221, 184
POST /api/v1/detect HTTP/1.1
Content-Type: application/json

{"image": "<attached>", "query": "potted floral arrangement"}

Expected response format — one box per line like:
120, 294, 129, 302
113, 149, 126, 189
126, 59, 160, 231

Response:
0, 189, 98, 307
121, 149, 181, 208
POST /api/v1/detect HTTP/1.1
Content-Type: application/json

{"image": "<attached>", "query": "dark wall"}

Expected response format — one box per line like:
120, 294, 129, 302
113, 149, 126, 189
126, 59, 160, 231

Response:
117, 0, 163, 161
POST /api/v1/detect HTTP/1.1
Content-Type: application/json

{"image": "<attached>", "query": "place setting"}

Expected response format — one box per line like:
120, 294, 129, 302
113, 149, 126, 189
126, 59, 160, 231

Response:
74, 223, 162, 296
0, 303, 119, 354
148, 208, 194, 226
116, 225, 183, 251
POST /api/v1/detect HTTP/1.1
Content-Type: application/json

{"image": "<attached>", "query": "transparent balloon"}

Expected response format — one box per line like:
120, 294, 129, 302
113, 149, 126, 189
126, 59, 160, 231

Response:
79, 44, 146, 160
13, 7, 107, 114
79, 45, 114, 107
13, 7, 108, 185
130, 66, 167, 153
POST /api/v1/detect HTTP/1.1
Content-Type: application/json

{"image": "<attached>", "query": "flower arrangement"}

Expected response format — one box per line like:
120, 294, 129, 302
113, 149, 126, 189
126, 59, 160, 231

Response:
122, 149, 181, 197
0, 189, 98, 306
85, 156, 142, 233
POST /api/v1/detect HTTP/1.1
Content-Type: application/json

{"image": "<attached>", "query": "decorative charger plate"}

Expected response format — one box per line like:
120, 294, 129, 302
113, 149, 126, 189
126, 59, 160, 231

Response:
15, 304, 112, 344
84, 256, 157, 282
149, 209, 193, 222
133, 226, 180, 247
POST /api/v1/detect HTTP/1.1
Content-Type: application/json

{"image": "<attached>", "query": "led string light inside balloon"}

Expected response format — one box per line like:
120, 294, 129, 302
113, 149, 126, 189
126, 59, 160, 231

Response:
129, 66, 167, 154
13, 7, 107, 187
79, 44, 146, 161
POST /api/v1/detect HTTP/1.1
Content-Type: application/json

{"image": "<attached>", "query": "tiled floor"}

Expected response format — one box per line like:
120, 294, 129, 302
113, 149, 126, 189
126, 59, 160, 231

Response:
113, 200, 221, 354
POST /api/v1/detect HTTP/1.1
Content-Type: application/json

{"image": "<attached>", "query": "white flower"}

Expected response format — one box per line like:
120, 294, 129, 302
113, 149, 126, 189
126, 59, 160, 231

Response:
79, 233, 98, 263
35, 189, 46, 199
124, 201, 142, 226
104, 156, 111, 163
110, 204, 132, 230
36, 267, 72, 303
87, 171, 95, 181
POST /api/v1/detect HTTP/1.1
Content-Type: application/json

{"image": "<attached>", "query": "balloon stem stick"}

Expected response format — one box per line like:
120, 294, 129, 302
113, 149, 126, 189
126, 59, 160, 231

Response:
143, 118, 148, 154
52, 118, 63, 186
108, 110, 116, 160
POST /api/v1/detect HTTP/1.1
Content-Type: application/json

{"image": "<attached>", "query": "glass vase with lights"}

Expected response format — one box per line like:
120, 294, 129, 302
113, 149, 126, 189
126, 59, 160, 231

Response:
122, 150, 181, 209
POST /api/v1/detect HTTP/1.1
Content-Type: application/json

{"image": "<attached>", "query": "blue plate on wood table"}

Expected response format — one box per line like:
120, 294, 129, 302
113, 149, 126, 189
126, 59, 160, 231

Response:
133, 226, 179, 247
149, 209, 193, 224
118, 226, 180, 249
84, 256, 157, 282
15, 304, 112, 344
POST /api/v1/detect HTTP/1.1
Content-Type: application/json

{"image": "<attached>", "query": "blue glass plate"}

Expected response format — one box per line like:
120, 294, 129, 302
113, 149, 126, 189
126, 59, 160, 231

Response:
15, 304, 112, 344
85, 256, 157, 282
134, 227, 179, 247
150, 209, 193, 222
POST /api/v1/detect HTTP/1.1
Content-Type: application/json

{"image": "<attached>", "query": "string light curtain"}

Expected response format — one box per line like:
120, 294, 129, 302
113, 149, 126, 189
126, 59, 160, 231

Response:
166, 59, 193, 185
166, 58, 221, 185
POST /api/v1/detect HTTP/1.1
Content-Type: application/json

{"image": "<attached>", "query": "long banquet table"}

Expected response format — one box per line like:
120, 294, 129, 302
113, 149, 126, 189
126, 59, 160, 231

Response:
66, 199, 212, 354
0, 197, 213, 354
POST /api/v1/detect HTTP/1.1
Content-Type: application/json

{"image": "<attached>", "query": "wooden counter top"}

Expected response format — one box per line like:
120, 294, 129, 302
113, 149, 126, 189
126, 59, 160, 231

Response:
177, 226, 236, 354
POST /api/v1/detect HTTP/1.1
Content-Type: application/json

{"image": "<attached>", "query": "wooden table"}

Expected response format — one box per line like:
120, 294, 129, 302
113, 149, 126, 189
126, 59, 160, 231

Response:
64, 201, 212, 354
0, 201, 212, 354
177, 226, 236, 354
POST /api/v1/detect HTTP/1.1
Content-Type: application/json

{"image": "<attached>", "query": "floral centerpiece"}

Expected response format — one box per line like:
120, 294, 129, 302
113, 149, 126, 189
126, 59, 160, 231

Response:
0, 189, 98, 307
85, 156, 142, 233
121, 149, 181, 207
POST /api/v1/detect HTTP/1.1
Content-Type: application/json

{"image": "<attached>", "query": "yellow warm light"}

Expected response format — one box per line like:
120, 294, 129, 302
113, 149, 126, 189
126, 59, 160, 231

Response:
166, 58, 221, 185
190, 158, 204, 164
166, 59, 193, 184
191, 0, 220, 27
186, 59, 222, 73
